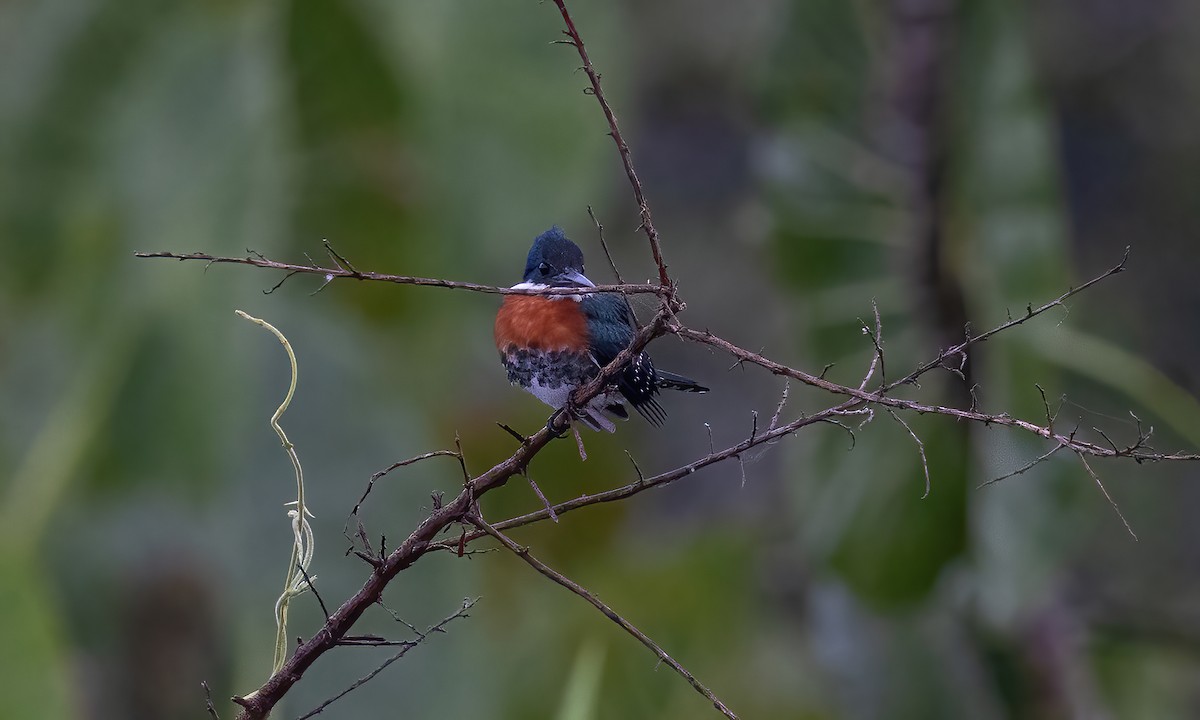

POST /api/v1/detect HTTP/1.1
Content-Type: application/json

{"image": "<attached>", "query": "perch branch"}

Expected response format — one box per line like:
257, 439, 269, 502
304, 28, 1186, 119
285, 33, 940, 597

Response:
230, 315, 670, 720
134, 251, 660, 297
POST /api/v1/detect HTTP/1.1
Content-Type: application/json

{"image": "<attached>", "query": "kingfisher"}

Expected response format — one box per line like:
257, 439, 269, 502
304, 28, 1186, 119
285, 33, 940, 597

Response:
494, 226, 708, 432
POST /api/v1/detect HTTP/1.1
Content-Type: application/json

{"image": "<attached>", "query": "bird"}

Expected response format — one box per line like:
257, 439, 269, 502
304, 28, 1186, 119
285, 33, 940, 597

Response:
494, 226, 707, 432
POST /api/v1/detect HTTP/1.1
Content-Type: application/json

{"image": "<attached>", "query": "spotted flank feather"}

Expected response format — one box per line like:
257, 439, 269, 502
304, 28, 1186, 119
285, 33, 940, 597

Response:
580, 294, 707, 426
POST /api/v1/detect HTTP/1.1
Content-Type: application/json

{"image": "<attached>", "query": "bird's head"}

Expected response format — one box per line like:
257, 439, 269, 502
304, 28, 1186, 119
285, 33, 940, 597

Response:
522, 226, 594, 288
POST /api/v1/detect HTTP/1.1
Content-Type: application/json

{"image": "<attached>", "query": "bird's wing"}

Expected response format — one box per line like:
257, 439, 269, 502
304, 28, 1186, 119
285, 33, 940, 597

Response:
579, 293, 637, 366
579, 293, 667, 424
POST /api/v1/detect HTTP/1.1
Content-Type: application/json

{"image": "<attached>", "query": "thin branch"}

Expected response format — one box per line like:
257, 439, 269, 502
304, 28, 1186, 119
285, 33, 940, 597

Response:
470, 514, 738, 719
1036, 384, 1057, 434
978, 443, 1066, 489
337, 636, 418, 647
348, 450, 459, 521
885, 409, 931, 498
858, 299, 886, 390
769, 381, 791, 432
667, 258, 1198, 467
460, 399, 867, 540
202, 681, 220, 720
263, 270, 301, 295
295, 598, 477, 720
523, 470, 559, 524
377, 598, 422, 636
572, 425, 588, 461
551, 0, 671, 289
626, 450, 645, 483
134, 251, 660, 297
497, 422, 529, 445
297, 563, 329, 624
889, 247, 1131, 390
322, 239, 359, 274
820, 417, 858, 450
1075, 452, 1138, 540
588, 205, 624, 284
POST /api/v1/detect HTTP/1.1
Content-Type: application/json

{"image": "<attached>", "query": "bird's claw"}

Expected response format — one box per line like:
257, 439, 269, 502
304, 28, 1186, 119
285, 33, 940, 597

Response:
546, 407, 571, 439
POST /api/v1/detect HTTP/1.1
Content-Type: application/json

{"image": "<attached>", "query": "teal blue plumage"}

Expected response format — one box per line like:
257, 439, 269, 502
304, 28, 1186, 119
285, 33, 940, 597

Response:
580, 292, 707, 425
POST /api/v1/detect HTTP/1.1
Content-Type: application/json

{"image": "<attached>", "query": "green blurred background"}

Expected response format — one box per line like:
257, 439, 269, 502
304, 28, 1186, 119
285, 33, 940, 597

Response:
3, 0, 1200, 717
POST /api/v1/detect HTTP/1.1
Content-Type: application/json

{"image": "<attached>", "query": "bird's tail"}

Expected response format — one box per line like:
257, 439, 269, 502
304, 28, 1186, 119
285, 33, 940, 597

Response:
656, 370, 708, 393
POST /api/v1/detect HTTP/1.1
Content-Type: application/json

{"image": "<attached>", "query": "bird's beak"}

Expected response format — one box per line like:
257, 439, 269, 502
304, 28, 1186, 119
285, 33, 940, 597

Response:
556, 270, 595, 288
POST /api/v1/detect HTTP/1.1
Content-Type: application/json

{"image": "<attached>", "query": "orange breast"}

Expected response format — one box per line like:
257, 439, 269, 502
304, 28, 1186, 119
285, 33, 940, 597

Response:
494, 296, 589, 353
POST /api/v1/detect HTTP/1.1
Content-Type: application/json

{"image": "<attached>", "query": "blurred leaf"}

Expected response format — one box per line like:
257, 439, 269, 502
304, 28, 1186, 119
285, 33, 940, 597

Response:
284, 0, 418, 316
826, 417, 969, 607
0, 0, 171, 296
554, 637, 606, 720
1, 318, 138, 555
0, 553, 73, 720
757, 0, 872, 126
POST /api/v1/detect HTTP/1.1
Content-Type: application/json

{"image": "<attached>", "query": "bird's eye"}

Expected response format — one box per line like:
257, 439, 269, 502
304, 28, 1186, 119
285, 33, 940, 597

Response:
538, 261, 551, 274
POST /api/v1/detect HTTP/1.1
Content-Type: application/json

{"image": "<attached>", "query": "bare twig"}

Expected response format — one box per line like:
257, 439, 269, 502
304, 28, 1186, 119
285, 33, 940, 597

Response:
1036, 384, 1057, 434
523, 470, 559, 524
889, 247, 1131, 389
588, 205, 624, 284
134, 251, 660, 297
858, 299, 886, 389
470, 514, 738, 719
572, 425, 588, 461
497, 422, 530, 445
322, 239, 359, 274
1075, 452, 1138, 540
551, 0, 672, 290
820, 417, 858, 450
202, 681, 220, 720
625, 450, 645, 483
297, 563, 330, 624
978, 443, 1066, 489
295, 598, 477, 719
459, 398, 867, 541
886, 409, 931, 498
667, 259, 1198, 466
348, 450, 459, 521
262, 270, 300, 295
769, 381, 791, 431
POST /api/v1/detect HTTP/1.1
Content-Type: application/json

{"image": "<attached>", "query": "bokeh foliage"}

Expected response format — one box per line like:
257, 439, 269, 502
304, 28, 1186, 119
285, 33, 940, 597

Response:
2, 0, 1199, 718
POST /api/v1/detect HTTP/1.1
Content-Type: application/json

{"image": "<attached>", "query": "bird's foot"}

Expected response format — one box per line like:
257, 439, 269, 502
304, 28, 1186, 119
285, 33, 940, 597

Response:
545, 407, 572, 439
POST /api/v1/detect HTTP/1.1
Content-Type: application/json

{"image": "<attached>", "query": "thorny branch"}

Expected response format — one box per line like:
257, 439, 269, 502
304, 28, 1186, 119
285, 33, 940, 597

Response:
551, 0, 672, 291
133, 250, 661, 298
128, 2, 1198, 718
227, 314, 672, 720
